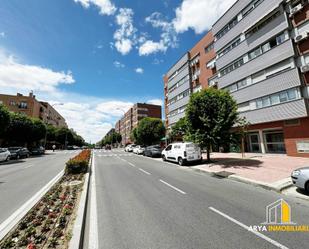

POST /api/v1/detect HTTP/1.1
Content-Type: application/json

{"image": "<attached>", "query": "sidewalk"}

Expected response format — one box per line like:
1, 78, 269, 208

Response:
192, 152, 309, 194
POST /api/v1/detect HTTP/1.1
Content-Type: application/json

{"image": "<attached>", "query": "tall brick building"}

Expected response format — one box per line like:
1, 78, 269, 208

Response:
164, 0, 309, 157
164, 32, 216, 129
0, 92, 67, 128
115, 103, 162, 145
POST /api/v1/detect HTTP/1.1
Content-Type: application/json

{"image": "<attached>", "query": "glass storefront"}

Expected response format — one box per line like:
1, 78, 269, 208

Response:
264, 131, 286, 153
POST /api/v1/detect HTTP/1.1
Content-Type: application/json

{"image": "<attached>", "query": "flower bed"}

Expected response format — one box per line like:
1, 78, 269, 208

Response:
65, 150, 91, 174
0, 150, 91, 249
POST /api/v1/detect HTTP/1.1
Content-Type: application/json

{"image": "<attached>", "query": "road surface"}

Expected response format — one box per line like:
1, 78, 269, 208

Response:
84, 149, 309, 249
0, 150, 78, 224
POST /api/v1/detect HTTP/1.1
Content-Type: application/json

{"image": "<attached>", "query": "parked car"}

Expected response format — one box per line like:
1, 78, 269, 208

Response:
144, 145, 162, 158
105, 145, 112, 150
8, 147, 30, 159
0, 148, 11, 162
133, 145, 145, 155
125, 144, 136, 152
161, 142, 202, 166
291, 167, 309, 192
30, 146, 45, 155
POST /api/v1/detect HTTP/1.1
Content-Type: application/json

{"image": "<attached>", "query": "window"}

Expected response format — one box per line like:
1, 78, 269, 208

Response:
248, 47, 262, 60
238, 102, 250, 112
245, 11, 280, 38
220, 57, 244, 76
216, 17, 238, 40
205, 42, 214, 53
297, 141, 309, 153
9, 101, 16, 106
19, 102, 28, 109
254, 88, 300, 110
218, 37, 241, 57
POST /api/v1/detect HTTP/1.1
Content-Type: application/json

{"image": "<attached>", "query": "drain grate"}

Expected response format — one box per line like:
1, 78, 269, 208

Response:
212, 171, 234, 179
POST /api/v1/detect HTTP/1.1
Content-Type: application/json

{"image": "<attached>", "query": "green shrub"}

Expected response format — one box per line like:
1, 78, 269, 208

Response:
65, 159, 88, 174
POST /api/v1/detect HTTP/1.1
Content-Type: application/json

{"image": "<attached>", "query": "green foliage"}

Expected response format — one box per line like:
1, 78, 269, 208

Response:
0, 104, 10, 136
170, 117, 188, 141
130, 128, 138, 144
4, 112, 33, 143
65, 159, 88, 174
133, 117, 165, 146
30, 118, 47, 142
185, 88, 238, 161
100, 131, 122, 146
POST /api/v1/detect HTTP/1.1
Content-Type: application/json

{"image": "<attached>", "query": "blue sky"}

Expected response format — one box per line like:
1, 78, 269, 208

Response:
0, 0, 235, 142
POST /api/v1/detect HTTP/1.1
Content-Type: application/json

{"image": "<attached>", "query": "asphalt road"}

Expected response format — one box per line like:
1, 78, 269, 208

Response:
0, 150, 78, 224
85, 149, 309, 249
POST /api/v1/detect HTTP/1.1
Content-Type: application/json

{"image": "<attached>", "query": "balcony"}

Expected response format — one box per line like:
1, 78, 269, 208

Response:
239, 99, 308, 124
231, 68, 302, 104
218, 39, 295, 89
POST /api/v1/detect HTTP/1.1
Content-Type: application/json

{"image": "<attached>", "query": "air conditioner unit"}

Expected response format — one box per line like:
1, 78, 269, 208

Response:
290, 4, 303, 17
301, 64, 309, 73
295, 32, 308, 43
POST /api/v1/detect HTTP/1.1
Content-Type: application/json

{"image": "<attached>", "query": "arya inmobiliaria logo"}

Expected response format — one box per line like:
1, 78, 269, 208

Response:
249, 199, 309, 232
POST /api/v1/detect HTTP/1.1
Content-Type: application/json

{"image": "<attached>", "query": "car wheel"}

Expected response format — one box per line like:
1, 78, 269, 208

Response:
178, 157, 184, 166
162, 155, 166, 161
306, 181, 309, 193
6, 156, 10, 162
17, 155, 20, 160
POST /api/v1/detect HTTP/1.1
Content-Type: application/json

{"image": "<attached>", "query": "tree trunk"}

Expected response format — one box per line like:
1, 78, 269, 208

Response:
241, 137, 245, 158
207, 145, 211, 162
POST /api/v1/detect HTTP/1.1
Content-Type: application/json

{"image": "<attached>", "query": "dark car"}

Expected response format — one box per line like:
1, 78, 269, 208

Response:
30, 146, 45, 155
143, 145, 162, 158
8, 147, 30, 159
105, 145, 112, 150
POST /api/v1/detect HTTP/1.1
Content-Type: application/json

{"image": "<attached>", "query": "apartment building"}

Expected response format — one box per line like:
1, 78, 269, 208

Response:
164, 32, 216, 129
0, 92, 67, 128
212, 0, 309, 157
115, 103, 162, 145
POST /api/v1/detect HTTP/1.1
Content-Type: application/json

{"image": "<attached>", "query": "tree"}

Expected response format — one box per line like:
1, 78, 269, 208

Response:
186, 88, 238, 162
170, 117, 188, 141
130, 128, 138, 144
134, 118, 165, 146
0, 104, 10, 137
4, 113, 33, 145
30, 118, 47, 143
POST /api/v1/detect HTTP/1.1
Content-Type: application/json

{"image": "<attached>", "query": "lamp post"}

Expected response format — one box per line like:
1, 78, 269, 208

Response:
44, 103, 64, 149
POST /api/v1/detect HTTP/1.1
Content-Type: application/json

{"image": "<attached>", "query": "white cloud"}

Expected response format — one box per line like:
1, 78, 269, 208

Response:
140, 12, 178, 56
74, 0, 117, 16
173, 0, 236, 34
96, 100, 133, 116
113, 61, 125, 68
113, 8, 137, 55
0, 32, 5, 38
147, 99, 163, 106
139, 40, 167, 56
0, 51, 74, 93
152, 58, 164, 65
135, 67, 144, 74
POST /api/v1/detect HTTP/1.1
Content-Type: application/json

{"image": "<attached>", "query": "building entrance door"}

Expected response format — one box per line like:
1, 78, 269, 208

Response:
248, 133, 261, 153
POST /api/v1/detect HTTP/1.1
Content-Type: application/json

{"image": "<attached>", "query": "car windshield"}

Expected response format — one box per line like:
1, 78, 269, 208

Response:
8, 147, 20, 151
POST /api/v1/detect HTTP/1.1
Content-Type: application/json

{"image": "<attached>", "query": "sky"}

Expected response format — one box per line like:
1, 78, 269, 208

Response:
0, 0, 236, 143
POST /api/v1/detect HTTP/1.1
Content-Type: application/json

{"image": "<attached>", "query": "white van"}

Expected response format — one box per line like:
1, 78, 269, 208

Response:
161, 142, 202, 166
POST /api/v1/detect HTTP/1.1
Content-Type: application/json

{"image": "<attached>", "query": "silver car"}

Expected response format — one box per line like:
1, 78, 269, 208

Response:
291, 167, 309, 192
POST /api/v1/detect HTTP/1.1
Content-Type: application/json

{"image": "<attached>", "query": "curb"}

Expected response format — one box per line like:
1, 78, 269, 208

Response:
0, 170, 64, 241
68, 152, 92, 249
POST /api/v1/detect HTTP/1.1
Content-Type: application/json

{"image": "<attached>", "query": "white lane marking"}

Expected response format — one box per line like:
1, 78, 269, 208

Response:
208, 207, 289, 249
0, 170, 64, 240
138, 168, 151, 175
128, 162, 136, 168
159, 179, 186, 195
89, 153, 99, 249
23, 165, 33, 169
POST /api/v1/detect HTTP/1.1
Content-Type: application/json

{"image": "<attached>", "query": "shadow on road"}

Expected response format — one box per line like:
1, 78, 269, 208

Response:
0, 160, 26, 166
296, 188, 309, 196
